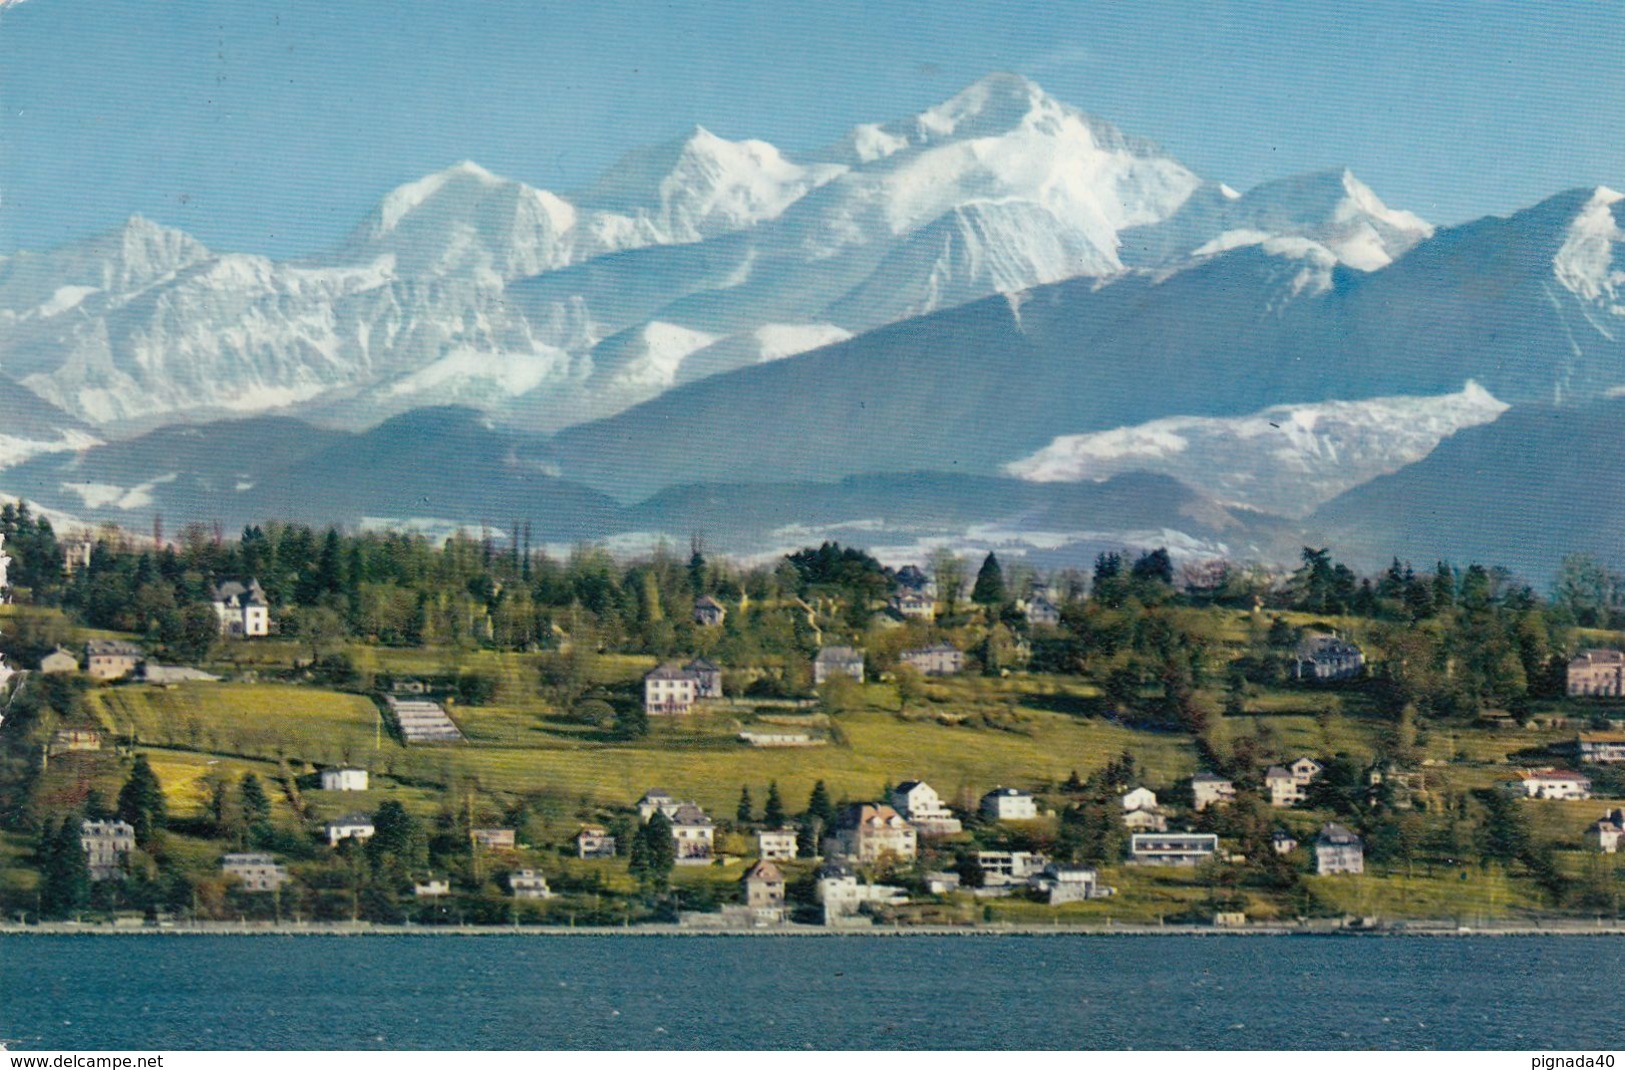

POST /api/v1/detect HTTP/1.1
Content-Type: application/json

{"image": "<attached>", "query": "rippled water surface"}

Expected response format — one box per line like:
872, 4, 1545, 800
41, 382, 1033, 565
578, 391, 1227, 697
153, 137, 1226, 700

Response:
4, 934, 1624, 1050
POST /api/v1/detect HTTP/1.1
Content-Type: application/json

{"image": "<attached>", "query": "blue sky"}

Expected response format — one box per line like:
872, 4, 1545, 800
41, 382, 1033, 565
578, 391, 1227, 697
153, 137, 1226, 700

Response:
2, 0, 1622, 257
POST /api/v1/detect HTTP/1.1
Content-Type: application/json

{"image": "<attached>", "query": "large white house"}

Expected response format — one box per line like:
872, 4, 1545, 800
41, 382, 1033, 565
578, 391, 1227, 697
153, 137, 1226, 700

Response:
212, 578, 270, 638
670, 803, 715, 864
643, 663, 700, 715
889, 780, 962, 836
980, 786, 1038, 821
1032, 863, 1102, 904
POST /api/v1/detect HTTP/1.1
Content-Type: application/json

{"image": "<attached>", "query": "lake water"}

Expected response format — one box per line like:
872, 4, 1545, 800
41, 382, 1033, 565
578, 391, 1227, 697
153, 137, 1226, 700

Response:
4, 933, 1623, 1050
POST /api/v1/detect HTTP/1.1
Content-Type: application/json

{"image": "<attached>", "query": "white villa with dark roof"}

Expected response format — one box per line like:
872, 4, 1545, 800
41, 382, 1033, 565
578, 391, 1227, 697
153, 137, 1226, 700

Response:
890, 590, 936, 620
980, 786, 1038, 821
212, 578, 270, 638
644, 663, 700, 715
889, 780, 962, 836
670, 803, 715, 863
1032, 863, 1103, 904
636, 789, 715, 863
1314, 823, 1365, 875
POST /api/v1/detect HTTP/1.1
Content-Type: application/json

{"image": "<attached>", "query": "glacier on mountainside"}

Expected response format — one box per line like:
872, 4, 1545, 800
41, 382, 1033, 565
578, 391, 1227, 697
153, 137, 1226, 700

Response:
1005, 382, 1509, 517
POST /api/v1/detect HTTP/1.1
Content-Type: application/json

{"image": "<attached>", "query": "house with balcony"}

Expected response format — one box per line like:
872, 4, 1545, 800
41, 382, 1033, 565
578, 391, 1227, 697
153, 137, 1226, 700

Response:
889, 780, 962, 836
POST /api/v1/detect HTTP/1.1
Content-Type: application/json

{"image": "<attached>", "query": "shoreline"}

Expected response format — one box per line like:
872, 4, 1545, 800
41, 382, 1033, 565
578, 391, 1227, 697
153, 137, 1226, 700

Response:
4, 920, 1625, 937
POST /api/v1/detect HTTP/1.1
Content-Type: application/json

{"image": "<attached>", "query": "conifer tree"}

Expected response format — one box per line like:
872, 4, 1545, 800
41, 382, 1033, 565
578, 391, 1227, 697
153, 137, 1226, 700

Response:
736, 785, 754, 824
629, 812, 676, 889
369, 800, 418, 867
764, 781, 786, 827
239, 773, 271, 828
688, 545, 707, 596
972, 552, 1006, 606
116, 753, 166, 846
805, 780, 835, 827
40, 817, 91, 918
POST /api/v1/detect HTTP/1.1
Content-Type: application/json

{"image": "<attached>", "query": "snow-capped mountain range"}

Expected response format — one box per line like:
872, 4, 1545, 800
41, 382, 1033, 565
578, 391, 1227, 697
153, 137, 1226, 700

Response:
2, 73, 1434, 434
3, 73, 1624, 578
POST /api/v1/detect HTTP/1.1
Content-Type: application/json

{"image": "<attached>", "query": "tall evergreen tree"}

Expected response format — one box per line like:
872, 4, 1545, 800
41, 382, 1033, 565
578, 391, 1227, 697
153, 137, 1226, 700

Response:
40, 817, 91, 918
629, 812, 676, 889
369, 800, 418, 865
688, 544, 708, 596
240, 772, 271, 825
736, 785, 754, 824
805, 780, 836, 827
346, 543, 366, 627
764, 781, 786, 827
239, 773, 272, 844
116, 754, 166, 846
972, 552, 1006, 606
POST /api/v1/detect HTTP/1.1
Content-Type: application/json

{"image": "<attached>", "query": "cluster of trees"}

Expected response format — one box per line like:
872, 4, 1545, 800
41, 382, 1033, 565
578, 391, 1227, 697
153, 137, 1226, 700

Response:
33, 754, 174, 919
